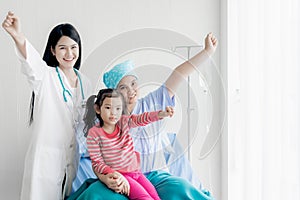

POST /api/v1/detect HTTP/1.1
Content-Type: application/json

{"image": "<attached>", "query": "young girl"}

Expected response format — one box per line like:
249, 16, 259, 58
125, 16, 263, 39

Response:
84, 88, 174, 200
2, 11, 92, 199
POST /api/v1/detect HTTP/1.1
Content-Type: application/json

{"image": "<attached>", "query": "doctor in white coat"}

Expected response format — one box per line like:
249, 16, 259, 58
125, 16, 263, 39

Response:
2, 11, 92, 199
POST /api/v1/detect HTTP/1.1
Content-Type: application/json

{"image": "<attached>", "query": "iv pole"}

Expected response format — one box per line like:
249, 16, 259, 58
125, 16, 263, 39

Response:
173, 45, 202, 162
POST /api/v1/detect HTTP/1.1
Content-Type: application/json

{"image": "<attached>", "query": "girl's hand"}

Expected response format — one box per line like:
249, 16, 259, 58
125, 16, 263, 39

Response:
100, 172, 120, 190
2, 11, 21, 38
204, 32, 218, 56
159, 106, 174, 118
93, 167, 123, 191
117, 172, 130, 196
110, 171, 130, 196
101, 172, 130, 195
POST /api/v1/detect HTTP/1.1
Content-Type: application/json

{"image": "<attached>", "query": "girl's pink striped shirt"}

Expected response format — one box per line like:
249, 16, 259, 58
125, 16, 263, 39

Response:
87, 111, 161, 174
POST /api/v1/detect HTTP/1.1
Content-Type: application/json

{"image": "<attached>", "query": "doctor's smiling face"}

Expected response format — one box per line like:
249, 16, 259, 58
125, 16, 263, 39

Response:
51, 36, 79, 70
43, 23, 82, 70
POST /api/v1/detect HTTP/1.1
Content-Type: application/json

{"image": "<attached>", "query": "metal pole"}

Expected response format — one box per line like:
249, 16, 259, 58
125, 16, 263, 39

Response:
173, 45, 202, 162
187, 47, 191, 161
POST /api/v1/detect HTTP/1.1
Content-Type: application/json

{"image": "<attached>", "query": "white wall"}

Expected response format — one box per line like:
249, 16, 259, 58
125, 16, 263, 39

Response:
0, 0, 221, 199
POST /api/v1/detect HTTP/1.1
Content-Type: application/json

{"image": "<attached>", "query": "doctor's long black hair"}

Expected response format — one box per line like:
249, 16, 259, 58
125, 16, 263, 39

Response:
29, 23, 82, 125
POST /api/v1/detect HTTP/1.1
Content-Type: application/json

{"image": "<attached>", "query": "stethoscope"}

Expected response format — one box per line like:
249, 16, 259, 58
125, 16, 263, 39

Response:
56, 66, 85, 103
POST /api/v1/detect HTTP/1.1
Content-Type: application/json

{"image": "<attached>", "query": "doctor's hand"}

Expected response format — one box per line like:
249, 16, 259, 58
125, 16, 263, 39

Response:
2, 11, 21, 38
2, 11, 26, 58
204, 32, 218, 56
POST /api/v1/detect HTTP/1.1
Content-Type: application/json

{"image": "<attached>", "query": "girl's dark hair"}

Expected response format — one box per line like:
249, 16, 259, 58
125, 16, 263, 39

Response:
83, 88, 127, 137
29, 23, 82, 125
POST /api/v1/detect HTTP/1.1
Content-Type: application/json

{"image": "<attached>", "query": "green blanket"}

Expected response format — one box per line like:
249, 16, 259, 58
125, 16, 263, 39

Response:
67, 171, 214, 200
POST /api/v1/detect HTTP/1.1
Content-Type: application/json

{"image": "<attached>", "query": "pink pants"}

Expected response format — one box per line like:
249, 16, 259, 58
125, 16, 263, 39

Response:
122, 171, 160, 200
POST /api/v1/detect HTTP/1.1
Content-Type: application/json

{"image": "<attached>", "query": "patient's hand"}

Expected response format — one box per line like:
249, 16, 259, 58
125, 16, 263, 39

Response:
158, 106, 174, 118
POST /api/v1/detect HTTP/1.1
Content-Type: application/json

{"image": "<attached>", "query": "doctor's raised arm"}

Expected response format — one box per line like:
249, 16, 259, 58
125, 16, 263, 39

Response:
2, 11, 26, 58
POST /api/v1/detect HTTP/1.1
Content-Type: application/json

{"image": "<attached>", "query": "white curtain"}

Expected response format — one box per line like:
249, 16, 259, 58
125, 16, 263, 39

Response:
228, 0, 300, 199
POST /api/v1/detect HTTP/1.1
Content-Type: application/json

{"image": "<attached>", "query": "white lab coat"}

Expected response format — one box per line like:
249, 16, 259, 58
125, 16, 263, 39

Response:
16, 40, 92, 200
